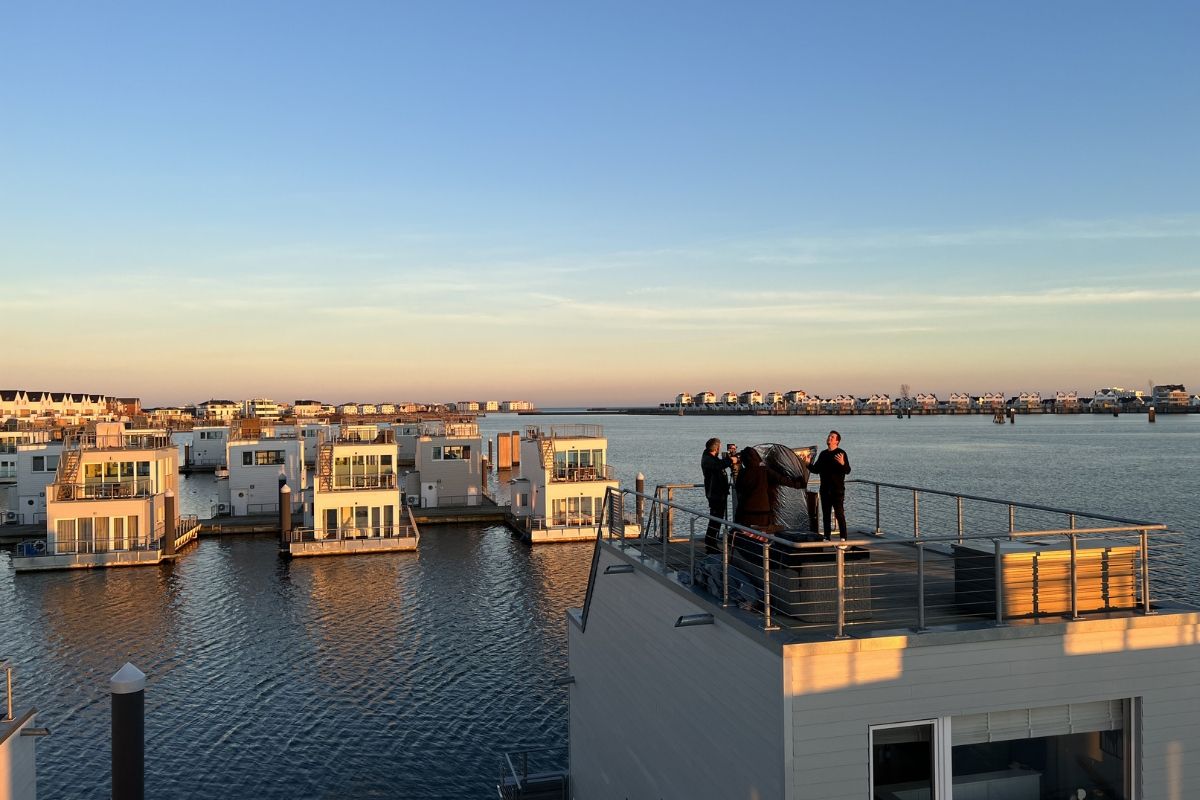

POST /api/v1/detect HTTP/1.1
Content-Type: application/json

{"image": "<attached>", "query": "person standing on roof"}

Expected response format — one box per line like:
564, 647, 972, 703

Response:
701, 438, 737, 554
810, 430, 851, 540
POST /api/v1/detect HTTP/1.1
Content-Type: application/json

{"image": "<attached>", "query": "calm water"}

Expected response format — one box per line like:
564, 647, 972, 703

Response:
1, 414, 1197, 798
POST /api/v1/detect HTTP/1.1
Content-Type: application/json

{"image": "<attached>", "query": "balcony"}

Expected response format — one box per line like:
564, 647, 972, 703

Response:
526, 424, 604, 440
55, 479, 156, 501
329, 473, 398, 491
550, 465, 615, 483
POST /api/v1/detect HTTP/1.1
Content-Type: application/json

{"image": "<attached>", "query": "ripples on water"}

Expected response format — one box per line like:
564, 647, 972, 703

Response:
1, 414, 1197, 798
0, 529, 590, 799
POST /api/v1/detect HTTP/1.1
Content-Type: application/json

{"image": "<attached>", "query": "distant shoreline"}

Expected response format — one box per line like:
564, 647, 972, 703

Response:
513, 407, 1198, 417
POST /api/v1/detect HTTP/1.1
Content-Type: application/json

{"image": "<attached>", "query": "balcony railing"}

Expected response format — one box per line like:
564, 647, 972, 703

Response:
550, 465, 615, 483
54, 479, 157, 501
67, 432, 172, 450
329, 473, 398, 490
18, 515, 199, 557
586, 481, 1179, 638
526, 424, 604, 440
287, 520, 419, 544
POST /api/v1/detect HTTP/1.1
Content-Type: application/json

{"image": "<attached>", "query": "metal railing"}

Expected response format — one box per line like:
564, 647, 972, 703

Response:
53, 479, 156, 500
287, 522, 419, 544
245, 501, 306, 515
550, 465, 615, 483
64, 430, 173, 450
588, 483, 1178, 638
497, 746, 569, 800
329, 473, 398, 490
433, 490, 494, 508
16, 515, 199, 557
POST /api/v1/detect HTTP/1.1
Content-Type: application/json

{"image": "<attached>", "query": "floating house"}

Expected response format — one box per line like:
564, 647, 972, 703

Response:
13, 423, 199, 571
553, 477, 1198, 799
223, 423, 306, 516
285, 425, 418, 557
411, 419, 484, 508
507, 425, 637, 544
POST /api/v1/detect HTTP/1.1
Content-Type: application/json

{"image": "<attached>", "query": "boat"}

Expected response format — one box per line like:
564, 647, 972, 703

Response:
502, 457, 1197, 798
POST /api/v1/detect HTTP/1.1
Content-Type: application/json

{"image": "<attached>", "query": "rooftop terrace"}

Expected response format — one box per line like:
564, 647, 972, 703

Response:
586, 480, 1187, 643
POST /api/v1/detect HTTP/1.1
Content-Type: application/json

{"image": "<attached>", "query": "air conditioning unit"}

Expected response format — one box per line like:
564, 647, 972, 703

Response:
406, 496, 420, 506
217, 503, 230, 514
3, 510, 18, 522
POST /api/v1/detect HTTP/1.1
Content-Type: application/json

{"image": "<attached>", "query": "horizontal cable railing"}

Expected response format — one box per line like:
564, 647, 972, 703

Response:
593, 484, 1179, 638
497, 745, 569, 800
15, 515, 200, 558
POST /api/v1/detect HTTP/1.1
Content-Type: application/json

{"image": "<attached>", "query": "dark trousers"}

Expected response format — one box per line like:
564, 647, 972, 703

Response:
705, 493, 727, 555
820, 489, 847, 540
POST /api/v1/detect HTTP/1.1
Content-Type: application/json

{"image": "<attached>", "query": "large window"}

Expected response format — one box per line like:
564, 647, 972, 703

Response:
243, 450, 286, 466
870, 702, 1130, 800
433, 445, 471, 461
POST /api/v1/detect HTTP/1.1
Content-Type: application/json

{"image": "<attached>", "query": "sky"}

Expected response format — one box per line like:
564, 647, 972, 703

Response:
2, 1, 1198, 407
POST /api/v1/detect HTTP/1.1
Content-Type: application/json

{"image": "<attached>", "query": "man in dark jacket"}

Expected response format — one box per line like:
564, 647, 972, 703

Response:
701, 437, 735, 554
810, 430, 851, 540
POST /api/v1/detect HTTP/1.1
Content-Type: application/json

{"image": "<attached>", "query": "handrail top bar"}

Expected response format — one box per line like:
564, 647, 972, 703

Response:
848, 478, 1163, 528
611, 487, 1168, 552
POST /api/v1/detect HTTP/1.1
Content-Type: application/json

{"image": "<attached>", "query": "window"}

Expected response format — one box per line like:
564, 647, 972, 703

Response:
871, 721, 939, 800
32, 456, 45, 471
870, 702, 1131, 800
243, 452, 253, 466
246, 450, 285, 466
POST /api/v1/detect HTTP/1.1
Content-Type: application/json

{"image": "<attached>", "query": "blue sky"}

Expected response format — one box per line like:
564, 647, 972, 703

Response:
2, 2, 1197, 405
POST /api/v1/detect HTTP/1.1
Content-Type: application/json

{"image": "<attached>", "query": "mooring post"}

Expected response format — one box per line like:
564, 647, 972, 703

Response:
279, 482, 292, 547
1148, 406, 1156, 423
163, 490, 177, 556
111, 662, 145, 800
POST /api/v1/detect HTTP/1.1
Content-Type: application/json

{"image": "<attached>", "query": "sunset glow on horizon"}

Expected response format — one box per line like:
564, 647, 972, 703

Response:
3, 2, 1197, 407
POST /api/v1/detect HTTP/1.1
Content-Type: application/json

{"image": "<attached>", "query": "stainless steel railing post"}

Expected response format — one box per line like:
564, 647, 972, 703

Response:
912, 490, 920, 541
994, 538, 1006, 626
3, 662, 12, 722
762, 541, 778, 630
689, 518, 696, 580
721, 530, 730, 608
916, 543, 927, 631
1069, 532, 1081, 620
956, 496, 964, 544
874, 484, 882, 535
835, 545, 848, 639
1140, 529, 1154, 615
1008, 504, 1015, 535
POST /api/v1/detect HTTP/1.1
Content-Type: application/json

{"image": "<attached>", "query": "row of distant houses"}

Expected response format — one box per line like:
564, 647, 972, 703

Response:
665, 385, 1198, 413
1, 390, 536, 426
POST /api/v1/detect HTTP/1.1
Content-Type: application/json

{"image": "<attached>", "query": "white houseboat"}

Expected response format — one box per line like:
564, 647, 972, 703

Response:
410, 419, 485, 508
284, 425, 419, 557
12, 423, 199, 571
506, 425, 638, 544
535, 474, 1199, 800
223, 422, 306, 516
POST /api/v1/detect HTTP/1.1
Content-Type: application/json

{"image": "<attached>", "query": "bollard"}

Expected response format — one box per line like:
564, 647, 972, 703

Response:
1148, 406, 1156, 423
279, 483, 292, 547
635, 473, 645, 522
510, 431, 521, 465
487, 439, 493, 470
163, 490, 177, 556
111, 663, 145, 800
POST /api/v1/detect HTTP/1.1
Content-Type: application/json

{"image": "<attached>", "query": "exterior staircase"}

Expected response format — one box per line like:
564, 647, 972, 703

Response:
318, 442, 333, 493
55, 446, 81, 501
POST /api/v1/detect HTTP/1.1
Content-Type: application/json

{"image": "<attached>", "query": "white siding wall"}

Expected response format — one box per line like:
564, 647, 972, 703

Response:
569, 546, 784, 800
785, 614, 1200, 799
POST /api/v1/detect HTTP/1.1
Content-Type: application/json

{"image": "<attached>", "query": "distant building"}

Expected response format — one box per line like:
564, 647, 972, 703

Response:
198, 400, 240, 422
292, 400, 325, 418
738, 390, 763, 406
242, 398, 282, 420
694, 391, 716, 406
675, 393, 693, 407
1152, 384, 1189, 408
501, 400, 534, 412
